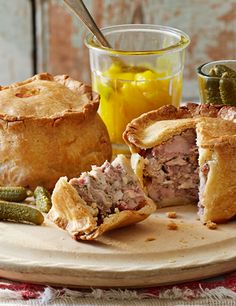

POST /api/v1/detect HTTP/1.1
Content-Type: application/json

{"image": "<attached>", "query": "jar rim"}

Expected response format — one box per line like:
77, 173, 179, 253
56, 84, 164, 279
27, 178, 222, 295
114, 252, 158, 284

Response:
85, 24, 190, 55
197, 60, 236, 79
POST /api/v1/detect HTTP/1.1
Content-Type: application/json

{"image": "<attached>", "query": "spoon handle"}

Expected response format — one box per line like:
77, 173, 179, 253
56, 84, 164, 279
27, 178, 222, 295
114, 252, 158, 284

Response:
64, 0, 111, 48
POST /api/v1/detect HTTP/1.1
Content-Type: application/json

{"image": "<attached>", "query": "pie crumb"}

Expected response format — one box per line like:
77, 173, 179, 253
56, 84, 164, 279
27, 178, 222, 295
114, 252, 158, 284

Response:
167, 211, 177, 219
167, 222, 178, 230
206, 221, 217, 230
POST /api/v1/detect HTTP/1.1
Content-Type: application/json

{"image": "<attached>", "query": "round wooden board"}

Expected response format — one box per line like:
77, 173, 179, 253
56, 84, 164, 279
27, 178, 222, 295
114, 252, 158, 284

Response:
0, 204, 236, 288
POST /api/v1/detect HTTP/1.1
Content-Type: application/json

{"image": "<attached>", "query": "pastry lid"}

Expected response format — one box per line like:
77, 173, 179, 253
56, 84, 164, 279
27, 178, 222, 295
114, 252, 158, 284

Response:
123, 103, 236, 153
0, 73, 99, 121
196, 117, 236, 148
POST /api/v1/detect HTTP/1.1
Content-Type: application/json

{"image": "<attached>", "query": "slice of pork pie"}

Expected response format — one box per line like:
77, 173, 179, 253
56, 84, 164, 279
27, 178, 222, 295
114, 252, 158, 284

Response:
123, 103, 236, 224
48, 154, 156, 240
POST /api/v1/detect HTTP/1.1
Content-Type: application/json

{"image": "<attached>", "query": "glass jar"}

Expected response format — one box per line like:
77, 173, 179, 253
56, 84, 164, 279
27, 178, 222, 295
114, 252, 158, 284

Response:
85, 24, 190, 155
197, 60, 236, 105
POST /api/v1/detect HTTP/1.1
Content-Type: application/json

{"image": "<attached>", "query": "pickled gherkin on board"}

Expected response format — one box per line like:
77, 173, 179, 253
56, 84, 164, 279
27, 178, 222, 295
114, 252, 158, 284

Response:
0, 201, 44, 225
0, 186, 31, 202
204, 64, 236, 105
34, 186, 52, 213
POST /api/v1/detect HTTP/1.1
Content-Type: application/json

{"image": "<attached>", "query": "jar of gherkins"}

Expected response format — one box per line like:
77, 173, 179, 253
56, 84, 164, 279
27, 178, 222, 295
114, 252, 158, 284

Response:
197, 60, 236, 106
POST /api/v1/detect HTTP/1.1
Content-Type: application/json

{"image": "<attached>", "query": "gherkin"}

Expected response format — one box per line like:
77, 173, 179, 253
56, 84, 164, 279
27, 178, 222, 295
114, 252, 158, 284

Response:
203, 67, 221, 104
208, 66, 222, 78
0, 201, 44, 225
204, 79, 222, 104
34, 186, 52, 213
209, 64, 236, 78
219, 72, 236, 106
203, 64, 236, 105
0, 186, 30, 202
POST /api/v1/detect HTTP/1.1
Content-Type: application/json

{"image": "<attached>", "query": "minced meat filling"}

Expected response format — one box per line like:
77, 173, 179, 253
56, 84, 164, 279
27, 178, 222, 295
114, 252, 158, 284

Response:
69, 160, 146, 220
142, 129, 199, 203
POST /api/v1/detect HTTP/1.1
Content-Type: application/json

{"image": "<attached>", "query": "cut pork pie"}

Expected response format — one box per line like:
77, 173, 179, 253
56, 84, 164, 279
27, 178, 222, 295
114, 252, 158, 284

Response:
48, 155, 156, 240
123, 103, 236, 224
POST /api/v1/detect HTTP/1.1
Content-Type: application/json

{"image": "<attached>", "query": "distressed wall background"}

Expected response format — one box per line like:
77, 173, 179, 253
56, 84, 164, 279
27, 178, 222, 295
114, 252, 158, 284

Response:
0, 0, 32, 85
0, 0, 236, 101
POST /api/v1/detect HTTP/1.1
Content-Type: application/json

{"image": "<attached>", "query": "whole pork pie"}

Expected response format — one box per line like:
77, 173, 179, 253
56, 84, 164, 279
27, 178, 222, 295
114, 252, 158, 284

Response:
0, 73, 112, 190
123, 103, 236, 224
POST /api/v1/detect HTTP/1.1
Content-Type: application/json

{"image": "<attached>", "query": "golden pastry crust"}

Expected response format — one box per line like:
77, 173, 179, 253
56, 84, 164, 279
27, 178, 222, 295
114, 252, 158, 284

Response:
197, 117, 236, 148
124, 103, 236, 222
48, 177, 97, 237
0, 73, 99, 120
48, 156, 156, 241
197, 118, 236, 223
0, 73, 112, 190
123, 105, 193, 153
123, 103, 236, 153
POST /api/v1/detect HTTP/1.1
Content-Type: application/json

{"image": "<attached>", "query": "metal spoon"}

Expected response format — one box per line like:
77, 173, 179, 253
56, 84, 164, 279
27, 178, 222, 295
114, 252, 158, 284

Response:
64, 0, 112, 48
64, 0, 150, 73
